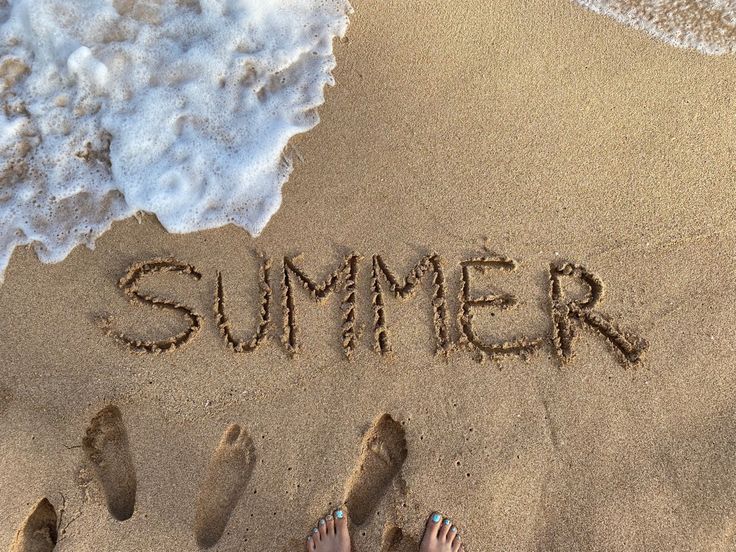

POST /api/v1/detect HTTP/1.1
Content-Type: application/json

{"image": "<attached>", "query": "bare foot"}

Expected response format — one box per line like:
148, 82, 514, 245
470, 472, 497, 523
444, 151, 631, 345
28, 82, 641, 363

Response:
420, 513, 464, 552
306, 508, 351, 552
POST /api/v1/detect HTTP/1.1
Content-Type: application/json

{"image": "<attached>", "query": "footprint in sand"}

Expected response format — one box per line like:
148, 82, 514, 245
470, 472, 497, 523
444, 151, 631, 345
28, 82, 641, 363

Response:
381, 522, 418, 552
344, 413, 408, 526
82, 405, 137, 521
10, 498, 58, 552
194, 424, 256, 549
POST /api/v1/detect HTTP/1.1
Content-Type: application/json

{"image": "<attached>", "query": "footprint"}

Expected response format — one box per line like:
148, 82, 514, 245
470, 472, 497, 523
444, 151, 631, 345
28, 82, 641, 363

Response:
0, 385, 12, 417
344, 413, 408, 526
194, 424, 256, 548
82, 405, 137, 521
10, 498, 58, 552
381, 522, 418, 552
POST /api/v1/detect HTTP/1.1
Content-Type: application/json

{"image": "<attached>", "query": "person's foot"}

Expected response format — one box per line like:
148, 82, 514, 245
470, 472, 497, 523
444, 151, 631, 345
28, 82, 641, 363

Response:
306, 508, 351, 552
420, 513, 464, 552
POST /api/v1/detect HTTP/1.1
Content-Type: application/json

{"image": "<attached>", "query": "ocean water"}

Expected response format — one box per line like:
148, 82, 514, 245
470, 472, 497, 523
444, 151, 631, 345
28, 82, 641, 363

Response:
0, 0, 351, 282
575, 0, 736, 54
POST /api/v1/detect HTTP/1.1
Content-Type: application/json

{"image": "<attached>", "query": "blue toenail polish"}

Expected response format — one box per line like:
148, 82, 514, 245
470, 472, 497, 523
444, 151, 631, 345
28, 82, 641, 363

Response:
336, 510, 344, 519
307, 536, 312, 541
451, 527, 457, 532
444, 518, 451, 525
312, 527, 318, 533
432, 513, 441, 523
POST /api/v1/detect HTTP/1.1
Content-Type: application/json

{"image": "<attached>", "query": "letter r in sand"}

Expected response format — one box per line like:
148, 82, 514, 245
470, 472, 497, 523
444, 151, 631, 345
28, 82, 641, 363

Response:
549, 261, 648, 365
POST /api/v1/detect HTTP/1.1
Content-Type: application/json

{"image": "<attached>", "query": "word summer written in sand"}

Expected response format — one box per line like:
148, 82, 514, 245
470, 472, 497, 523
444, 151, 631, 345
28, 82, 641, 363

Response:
100, 251, 649, 365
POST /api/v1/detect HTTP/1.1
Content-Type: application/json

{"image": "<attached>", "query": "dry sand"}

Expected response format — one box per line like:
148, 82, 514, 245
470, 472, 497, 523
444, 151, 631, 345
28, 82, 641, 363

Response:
2, 0, 736, 551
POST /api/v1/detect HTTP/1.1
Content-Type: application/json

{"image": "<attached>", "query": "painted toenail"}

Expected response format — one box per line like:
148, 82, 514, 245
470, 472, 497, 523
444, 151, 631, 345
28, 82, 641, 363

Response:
452, 526, 457, 532
326, 514, 333, 520
307, 536, 312, 541
444, 518, 451, 525
319, 519, 326, 526
432, 513, 441, 523
312, 527, 318, 533
336, 510, 345, 519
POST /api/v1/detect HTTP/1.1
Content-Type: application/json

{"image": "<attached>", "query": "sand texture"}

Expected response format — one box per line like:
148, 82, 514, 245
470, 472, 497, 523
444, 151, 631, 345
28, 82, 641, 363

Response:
2, 0, 736, 551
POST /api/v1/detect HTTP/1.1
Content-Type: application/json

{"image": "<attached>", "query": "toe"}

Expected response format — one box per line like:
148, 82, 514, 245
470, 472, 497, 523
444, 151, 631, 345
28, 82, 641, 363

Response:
451, 531, 462, 552
325, 514, 335, 535
306, 535, 316, 551
318, 518, 327, 538
424, 512, 442, 540
448, 526, 458, 543
311, 526, 320, 542
334, 508, 348, 534
438, 518, 452, 539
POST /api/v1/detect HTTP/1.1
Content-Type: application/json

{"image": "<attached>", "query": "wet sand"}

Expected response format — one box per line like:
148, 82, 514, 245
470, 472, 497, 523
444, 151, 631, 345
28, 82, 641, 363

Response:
1, 1, 736, 551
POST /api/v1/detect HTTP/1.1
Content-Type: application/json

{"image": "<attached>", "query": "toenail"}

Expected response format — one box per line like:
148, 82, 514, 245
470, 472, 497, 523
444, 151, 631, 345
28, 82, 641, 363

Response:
432, 513, 441, 523
451, 526, 457, 532
444, 518, 451, 525
319, 519, 326, 526
336, 510, 344, 519
312, 527, 318, 533
307, 536, 312, 541
326, 514, 333, 521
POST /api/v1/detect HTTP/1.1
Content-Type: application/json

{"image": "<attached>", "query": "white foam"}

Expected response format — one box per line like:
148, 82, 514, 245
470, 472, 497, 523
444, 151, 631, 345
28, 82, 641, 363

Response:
0, 0, 351, 282
575, 0, 736, 55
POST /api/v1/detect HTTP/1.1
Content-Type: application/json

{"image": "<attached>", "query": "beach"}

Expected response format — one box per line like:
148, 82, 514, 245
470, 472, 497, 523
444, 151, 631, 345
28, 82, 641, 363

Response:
2, 0, 736, 551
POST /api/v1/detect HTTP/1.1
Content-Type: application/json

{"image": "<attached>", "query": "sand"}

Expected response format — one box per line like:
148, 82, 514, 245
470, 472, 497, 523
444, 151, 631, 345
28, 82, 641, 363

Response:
2, 0, 736, 551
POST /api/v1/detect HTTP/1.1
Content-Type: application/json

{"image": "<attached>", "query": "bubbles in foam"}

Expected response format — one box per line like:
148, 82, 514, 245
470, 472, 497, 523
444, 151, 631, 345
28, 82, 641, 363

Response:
0, 0, 351, 282
575, 0, 736, 55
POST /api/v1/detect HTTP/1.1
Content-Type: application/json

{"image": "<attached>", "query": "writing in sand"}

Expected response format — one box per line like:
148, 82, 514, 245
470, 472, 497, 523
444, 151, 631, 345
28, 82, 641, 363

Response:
100, 252, 649, 365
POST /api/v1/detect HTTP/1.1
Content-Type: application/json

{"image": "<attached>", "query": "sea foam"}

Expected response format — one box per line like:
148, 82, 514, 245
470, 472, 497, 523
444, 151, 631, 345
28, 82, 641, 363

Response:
575, 0, 736, 55
0, 0, 351, 282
